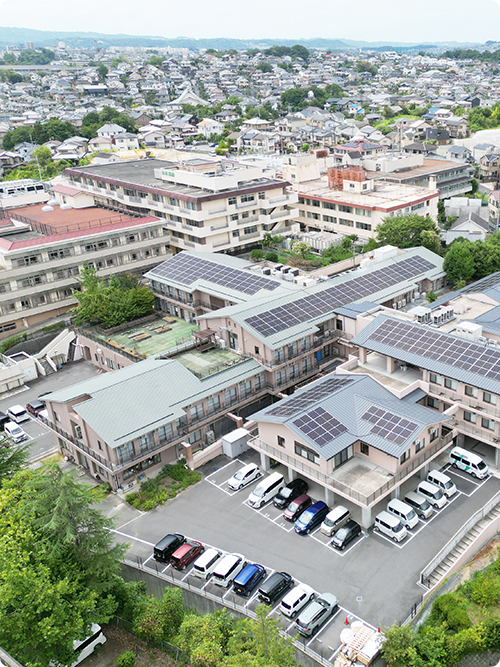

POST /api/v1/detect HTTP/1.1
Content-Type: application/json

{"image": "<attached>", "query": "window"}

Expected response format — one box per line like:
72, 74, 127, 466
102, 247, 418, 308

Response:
400, 449, 410, 464
106, 358, 115, 369
334, 446, 352, 469
356, 221, 372, 231
339, 204, 353, 213
307, 211, 320, 220
310, 199, 320, 207
276, 370, 286, 386
73, 424, 82, 440
415, 439, 424, 453
429, 428, 438, 441
240, 193, 255, 203
427, 396, 440, 409
230, 213, 238, 221
158, 423, 173, 443
241, 210, 249, 219
124, 188, 136, 197
295, 441, 319, 465
444, 378, 457, 391
322, 201, 336, 210
323, 215, 337, 223
482, 417, 495, 431
224, 387, 238, 406
254, 346, 260, 355
139, 432, 155, 453
187, 430, 202, 444
360, 442, 369, 455
429, 373, 441, 385
464, 411, 477, 423
168, 196, 179, 206
254, 374, 264, 391
355, 207, 371, 217
243, 225, 257, 235
465, 386, 478, 398
48, 247, 72, 260
277, 435, 285, 448
338, 218, 354, 227
484, 392, 497, 405
190, 403, 205, 421
239, 380, 252, 398
258, 191, 265, 199
97, 440, 103, 451
182, 200, 197, 210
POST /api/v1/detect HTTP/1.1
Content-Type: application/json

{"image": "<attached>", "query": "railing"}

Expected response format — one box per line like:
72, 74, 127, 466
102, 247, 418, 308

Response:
238, 215, 259, 225
420, 489, 500, 587
241, 231, 260, 240
249, 432, 455, 507
213, 240, 230, 248
210, 223, 229, 231
75, 328, 142, 362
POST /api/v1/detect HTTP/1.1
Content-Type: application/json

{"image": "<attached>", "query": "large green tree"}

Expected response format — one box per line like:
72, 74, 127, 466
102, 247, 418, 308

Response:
443, 241, 475, 283
375, 214, 441, 249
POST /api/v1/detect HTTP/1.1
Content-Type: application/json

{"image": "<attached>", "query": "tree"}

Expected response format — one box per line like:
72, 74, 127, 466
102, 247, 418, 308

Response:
420, 230, 442, 255
437, 200, 446, 226
0, 437, 30, 480
443, 242, 476, 283
291, 241, 311, 258
376, 214, 441, 249
256, 62, 272, 73
97, 62, 108, 81
177, 610, 235, 667
31, 146, 52, 167
134, 588, 184, 643
380, 624, 415, 667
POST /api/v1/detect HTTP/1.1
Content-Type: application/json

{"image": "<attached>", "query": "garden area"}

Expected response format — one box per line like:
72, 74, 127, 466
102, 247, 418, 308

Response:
125, 461, 201, 511
382, 545, 500, 667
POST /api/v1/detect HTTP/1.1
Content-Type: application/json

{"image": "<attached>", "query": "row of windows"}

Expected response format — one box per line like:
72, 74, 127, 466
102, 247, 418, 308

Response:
430, 374, 497, 405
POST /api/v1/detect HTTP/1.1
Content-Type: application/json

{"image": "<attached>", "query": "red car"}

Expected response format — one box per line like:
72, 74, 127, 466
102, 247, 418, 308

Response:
170, 540, 204, 570
283, 494, 312, 522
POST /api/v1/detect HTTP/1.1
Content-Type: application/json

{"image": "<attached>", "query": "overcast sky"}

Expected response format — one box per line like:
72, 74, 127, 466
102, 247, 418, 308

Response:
1, 0, 500, 44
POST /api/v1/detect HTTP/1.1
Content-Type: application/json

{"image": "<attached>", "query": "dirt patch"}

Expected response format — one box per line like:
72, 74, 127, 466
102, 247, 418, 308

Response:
85, 625, 181, 667
455, 536, 500, 586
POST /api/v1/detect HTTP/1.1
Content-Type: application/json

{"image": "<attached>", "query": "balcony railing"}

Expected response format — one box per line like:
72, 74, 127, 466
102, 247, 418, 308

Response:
249, 431, 455, 507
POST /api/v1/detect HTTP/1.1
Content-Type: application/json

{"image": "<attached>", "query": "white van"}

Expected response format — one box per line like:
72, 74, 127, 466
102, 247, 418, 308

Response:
449, 446, 489, 479
71, 624, 106, 667
374, 511, 408, 542
320, 506, 350, 536
7, 405, 29, 423
212, 553, 245, 587
192, 548, 223, 580
280, 583, 315, 618
4, 421, 27, 444
247, 471, 284, 508
387, 498, 419, 530
417, 481, 446, 508
427, 469, 457, 497
404, 491, 433, 519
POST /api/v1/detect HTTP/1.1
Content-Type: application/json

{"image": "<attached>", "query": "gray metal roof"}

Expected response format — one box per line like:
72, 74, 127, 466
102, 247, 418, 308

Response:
352, 313, 500, 394
47, 356, 263, 449
253, 373, 448, 460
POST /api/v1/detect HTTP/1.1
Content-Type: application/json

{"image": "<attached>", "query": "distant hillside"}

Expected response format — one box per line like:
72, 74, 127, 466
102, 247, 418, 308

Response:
0, 27, 486, 52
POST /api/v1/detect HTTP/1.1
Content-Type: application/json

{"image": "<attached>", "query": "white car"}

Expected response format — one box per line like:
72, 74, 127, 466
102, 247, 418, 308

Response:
227, 462, 261, 491
280, 583, 315, 618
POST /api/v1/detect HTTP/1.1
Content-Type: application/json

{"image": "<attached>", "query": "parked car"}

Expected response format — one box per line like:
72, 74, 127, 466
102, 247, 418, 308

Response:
7, 405, 29, 423
26, 400, 46, 417
258, 571, 294, 604
294, 593, 338, 637
153, 534, 186, 562
170, 540, 204, 570
227, 462, 261, 491
283, 494, 312, 521
273, 478, 309, 509
330, 520, 362, 550
4, 422, 27, 444
294, 501, 329, 535
232, 563, 266, 597
0, 412, 9, 431
280, 584, 315, 618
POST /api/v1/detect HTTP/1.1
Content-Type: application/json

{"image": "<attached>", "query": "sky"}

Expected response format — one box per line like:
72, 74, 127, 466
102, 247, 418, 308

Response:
1, 0, 500, 44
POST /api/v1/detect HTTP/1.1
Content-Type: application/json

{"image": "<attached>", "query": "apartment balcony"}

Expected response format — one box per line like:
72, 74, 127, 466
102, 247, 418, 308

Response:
249, 430, 455, 508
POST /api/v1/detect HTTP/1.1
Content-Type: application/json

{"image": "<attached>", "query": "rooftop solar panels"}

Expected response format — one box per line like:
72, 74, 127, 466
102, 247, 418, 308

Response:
362, 406, 417, 447
293, 407, 347, 447
150, 253, 280, 295
368, 318, 500, 382
463, 272, 500, 294
245, 255, 436, 336
266, 377, 353, 417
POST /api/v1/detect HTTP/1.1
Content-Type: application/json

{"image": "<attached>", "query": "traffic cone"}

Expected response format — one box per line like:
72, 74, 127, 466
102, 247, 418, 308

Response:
378, 627, 381, 633
345, 617, 349, 625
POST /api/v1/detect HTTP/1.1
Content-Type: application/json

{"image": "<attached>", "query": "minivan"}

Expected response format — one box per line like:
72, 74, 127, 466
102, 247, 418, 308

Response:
449, 446, 489, 479
7, 405, 29, 423
417, 481, 446, 509
280, 583, 315, 618
4, 421, 27, 444
247, 471, 285, 508
258, 571, 294, 604
295, 501, 329, 535
212, 553, 246, 587
170, 540, 204, 570
427, 469, 457, 497
404, 491, 433, 519
273, 478, 308, 509
387, 498, 419, 530
320, 505, 350, 536
283, 494, 311, 522
192, 548, 222, 580
232, 563, 266, 597
374, 510, 408, 542
153, 533, 185, 562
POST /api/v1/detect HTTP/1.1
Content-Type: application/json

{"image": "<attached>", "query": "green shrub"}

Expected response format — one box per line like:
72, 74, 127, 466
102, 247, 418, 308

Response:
116, 651, 136, 667
265, 251, 278, 262
483, 617, 500, 651
469, 575, 500, 606
250, 249, 264, 260
447, 625, 486, 665
427, 593, 471, 632
125, 492, 138, 505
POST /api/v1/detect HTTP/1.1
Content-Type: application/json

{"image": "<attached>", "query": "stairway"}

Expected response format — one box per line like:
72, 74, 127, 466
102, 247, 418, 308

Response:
39, 358, 55, 376
426, 504, 500, 589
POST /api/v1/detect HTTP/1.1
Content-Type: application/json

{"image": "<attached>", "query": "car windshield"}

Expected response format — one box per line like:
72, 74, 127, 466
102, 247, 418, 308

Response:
478, 461, 487, 470
288, 501, 300, 512
323, 517, 334, 527
234, 470, 245, 480
420, 499, 430, 510
335, 527, 348, 540
300, 509, 314, 522
433, 490, 443, 499
444, 480, 453, 489
280, 487, 292, 499
11, 428, 21, 436
253, 486, 264, 497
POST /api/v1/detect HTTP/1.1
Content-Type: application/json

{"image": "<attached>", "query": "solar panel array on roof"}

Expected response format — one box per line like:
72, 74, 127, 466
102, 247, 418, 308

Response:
293, 406, 347, 447
361, 406, 417, 447
266, 377, 353, 417
463, 272, 500, 294
150, 253, 280, 295
245, 256, 436, 336
369, 318, 500, 381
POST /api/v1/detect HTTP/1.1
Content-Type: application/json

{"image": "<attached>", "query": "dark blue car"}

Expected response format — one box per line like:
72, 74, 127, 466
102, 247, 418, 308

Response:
294, 501, 329, 535
233, 563, 267, 597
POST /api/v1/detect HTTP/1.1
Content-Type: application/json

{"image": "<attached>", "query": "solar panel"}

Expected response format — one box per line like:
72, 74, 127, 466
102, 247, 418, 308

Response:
267, 377, 353, 417
361, 406, 418, 445
245, 255, 436, 336
367, 318, 500, 382
150, 254, 280, 295
293, 407, 347, 447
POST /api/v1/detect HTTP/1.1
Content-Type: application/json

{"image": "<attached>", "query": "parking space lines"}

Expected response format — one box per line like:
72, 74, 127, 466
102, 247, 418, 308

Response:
110, 529, 155, 546
306, 607, 341, 646
142, 554, 154, 567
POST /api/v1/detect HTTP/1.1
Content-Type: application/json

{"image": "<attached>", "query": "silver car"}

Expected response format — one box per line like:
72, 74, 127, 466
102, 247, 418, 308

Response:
294, 592, 338, 636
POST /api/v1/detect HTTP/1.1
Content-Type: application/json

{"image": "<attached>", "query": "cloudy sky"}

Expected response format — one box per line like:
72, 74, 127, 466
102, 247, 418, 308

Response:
1, 0, 500, 43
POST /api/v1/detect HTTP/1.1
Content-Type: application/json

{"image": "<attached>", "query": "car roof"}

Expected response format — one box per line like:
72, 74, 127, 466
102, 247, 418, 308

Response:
289, 494, 310, 504
308, 501, 328, 512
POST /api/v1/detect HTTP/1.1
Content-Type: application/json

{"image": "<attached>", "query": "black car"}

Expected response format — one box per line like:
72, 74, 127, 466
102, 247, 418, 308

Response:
153, 533, 185, 562
330, 520, 362, 550
0, 412, 9, 431
26, 400, 46, 417
258, 571, 294, 604
273, 478, 309, 509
